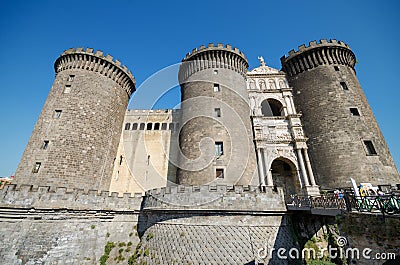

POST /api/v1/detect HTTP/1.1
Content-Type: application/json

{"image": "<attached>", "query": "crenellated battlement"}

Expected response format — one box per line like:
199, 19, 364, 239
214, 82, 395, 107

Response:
183, 43, 247, 61
146, 184, 259, 196
179, 43, 249, 82
0, 184, 143, 211
126, 109, 181, 114
281, 39, 350, 60
280, 39, 356, 76
142, 185, 286, 212
55, 47, 136, 97
0, 184, 286, 212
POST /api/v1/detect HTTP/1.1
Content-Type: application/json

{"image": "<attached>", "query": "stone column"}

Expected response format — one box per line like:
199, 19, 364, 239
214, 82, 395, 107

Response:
296, 148, 309, 186
263, 150, 273, 186
266, 169, 273, 187
303, 148, 316, 186
284, 96, 293, 115
283, 106, 288, 116
289, 95, 297, 114
257, 148, 266, 187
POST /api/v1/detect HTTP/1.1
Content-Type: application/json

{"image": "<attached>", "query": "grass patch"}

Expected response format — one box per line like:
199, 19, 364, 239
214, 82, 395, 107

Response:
99, 241, 116, 265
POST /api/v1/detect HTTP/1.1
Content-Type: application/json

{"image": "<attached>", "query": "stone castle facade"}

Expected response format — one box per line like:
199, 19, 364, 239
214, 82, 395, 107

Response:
95, 40, 398, 196
2, 39, 399, 264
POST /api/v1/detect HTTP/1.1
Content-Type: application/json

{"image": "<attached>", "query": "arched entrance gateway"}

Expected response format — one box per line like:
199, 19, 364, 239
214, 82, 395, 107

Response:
270, 157, 301, 195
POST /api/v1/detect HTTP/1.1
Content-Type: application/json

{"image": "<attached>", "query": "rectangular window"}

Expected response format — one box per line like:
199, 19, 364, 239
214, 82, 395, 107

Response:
42, 140, 49, 150
216, 169, 224, 178
334, 66, 340, 71
154, 123, 160, 130
139, 123, 145, 130
54, 110, 62, 118
364, 140, 377, 155
32, 162, 41, 173
214, 108, 221, 117
350, 108, 360, 116
213, 69, 218, 75
215, 142, 223, 156
213, 83, 220, 92
161, 123, 167, 130
68, 75, 75, 82
340, 82, 348, 90
64, 85, 71, 94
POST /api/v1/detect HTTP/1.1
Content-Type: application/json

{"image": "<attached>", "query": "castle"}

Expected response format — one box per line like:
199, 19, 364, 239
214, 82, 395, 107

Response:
1, 40, 399, 264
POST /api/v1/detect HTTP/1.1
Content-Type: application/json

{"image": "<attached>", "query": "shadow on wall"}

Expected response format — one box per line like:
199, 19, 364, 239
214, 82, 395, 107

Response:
135, 200, 297, 265
166, 111, 180, 185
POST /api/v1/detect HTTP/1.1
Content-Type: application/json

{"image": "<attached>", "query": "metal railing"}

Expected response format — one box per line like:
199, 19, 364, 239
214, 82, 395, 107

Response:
285, 193, 400, 215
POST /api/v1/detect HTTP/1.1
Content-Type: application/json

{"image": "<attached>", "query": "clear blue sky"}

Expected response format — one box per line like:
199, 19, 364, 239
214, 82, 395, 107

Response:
0, 0, 399, 176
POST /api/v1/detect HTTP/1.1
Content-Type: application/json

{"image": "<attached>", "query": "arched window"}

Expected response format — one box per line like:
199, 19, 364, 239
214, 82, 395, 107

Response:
261, 99, 284, 117
124, 123, 131, 130
139, 123, 145, 130
161, 123, 167, 130
132, 123, 138, 130
146, 123, 153, 130
154, 123, 160, 130
169, 123, 174, 131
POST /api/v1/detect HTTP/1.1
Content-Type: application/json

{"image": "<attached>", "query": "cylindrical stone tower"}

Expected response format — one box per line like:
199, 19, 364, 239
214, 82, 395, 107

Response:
15, 48, 136, 191
177, 43, 258, 186
281, 39, 399, 188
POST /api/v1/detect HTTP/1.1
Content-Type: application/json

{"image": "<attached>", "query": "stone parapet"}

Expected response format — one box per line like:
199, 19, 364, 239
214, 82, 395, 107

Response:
55, 47, 136, 97
0, 184, 143, 211
179, 43, 249, 81
142, 185, 286, 212
126, 109, 180, 114
281, 39, 356, 76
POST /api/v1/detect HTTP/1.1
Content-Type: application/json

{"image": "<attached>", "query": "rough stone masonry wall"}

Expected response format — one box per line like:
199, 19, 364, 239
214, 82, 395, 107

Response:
177, 44, 258, 186
135, 214, 295, 265
0, 184, 293, 265
337, 212, 400, 265
15, 48, 135, 191
282, 40, 399, 188
291, 213, 399, 265
134, 185, 295, 264
110, 109, 180, 195
0, 184, 142, 265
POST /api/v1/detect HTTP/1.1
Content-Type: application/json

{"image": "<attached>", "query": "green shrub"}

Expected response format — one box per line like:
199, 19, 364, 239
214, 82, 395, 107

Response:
100, 241, 116, 265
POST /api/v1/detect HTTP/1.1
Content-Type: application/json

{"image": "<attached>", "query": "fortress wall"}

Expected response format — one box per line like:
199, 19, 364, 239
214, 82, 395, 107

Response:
15, 48, 136, 192
177, 44, 258, 186
0, 184, 288, 264
0, 184, 143, 210
142, 185, 286, 211
0, 184, 143, 264
133, 186, 292, 264
135, 214, 294, 264
109, 110, 180, 195
281, 39, 399, 188
0, 212, 140, 265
